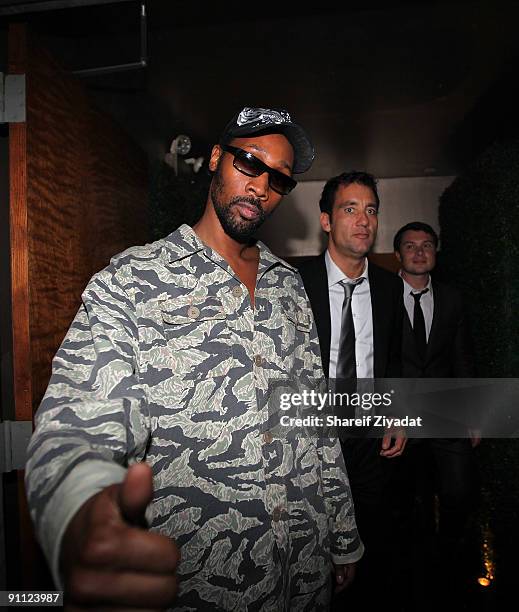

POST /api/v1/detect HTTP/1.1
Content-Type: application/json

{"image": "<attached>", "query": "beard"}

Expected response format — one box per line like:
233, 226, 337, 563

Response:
210, 169, 268, 243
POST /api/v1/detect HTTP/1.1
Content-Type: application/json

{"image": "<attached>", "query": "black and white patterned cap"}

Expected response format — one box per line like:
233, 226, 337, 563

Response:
219, 107, 315, 174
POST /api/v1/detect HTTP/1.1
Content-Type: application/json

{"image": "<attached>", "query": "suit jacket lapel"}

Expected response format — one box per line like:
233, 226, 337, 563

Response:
313, 255, 332, 377
427, 280, 441, 359
301, 254, 332, 377
403, 307, 413, 335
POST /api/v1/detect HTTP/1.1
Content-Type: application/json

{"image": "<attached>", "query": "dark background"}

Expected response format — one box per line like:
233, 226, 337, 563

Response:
2, 0, 519, 180
1, 1, 519, 609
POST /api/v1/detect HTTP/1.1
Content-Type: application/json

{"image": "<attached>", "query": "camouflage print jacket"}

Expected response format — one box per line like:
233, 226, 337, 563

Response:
25, 224, 363, 611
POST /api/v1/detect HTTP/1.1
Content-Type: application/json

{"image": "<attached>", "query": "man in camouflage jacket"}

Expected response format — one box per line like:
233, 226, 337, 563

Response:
25, 108, 363, 611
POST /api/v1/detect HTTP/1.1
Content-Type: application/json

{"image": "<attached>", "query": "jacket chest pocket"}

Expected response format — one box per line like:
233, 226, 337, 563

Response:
160, 295, 233, 380
278, 298, 313, 369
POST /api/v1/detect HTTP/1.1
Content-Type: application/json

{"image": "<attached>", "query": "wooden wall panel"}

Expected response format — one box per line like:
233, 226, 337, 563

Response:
86, 106, 149, 268
8, 23, 148, 588
22, 34, 148, 409
9, 25, 32, 423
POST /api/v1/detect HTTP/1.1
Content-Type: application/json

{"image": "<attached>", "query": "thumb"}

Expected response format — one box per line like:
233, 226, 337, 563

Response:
118, 462, 154, 528
381, 431, 391, 450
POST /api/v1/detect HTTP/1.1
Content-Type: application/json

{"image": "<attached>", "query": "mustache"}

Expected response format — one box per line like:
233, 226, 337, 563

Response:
229, 195, 264, 214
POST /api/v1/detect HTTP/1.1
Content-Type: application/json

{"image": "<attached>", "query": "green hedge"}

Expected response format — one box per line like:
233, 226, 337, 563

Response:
439, 140, 519, 377
439, 142, 519, 573
150, 162, 211, 241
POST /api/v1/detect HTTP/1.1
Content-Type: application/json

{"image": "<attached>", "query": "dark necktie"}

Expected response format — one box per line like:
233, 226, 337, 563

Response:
336, 278, 364, 381
411, 288, 429, 361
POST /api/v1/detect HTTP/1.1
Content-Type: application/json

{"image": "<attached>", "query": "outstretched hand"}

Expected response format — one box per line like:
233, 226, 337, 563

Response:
380, 427, 407, 458
333, 562, 356, 594
61, 462, 179, 611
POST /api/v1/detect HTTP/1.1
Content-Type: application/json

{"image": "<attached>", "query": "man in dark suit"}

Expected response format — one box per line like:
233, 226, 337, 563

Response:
393, 221, 479, 604
298, 171, 406, 606
395, 222, 475, 380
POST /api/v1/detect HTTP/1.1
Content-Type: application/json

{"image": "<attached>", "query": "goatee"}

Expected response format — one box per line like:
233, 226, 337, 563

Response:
211, 175, 268, 244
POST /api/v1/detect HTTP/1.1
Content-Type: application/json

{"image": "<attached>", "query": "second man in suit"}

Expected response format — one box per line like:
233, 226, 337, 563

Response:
393, 221, 479, 603
298, 171, 406, 606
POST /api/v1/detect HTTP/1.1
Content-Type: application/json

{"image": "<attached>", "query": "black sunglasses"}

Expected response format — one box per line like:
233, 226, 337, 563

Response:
221, 145, 297, 195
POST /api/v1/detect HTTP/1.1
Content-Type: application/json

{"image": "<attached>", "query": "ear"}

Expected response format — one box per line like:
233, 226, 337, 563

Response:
209, 145, 223, 172
320, 211, 331, 233
395, 250, 402, 263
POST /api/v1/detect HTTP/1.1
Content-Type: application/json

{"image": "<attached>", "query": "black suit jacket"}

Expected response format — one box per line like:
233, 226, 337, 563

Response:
298, 253, 403, 378
402, 280, 475, 377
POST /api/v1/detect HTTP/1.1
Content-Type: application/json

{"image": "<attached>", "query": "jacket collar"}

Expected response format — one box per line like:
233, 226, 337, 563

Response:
164, 224, 296, 276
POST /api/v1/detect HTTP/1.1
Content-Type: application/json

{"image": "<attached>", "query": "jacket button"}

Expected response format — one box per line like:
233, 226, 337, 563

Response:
272, 507, 282, 522
263, 431, 273, 444
232, 285, 243, 297
254, 355, 263, 367
187, 306, 200, 319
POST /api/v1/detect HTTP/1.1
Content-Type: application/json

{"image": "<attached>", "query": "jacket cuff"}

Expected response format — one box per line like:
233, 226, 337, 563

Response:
38, 460, 126, 588
331, 540, 365, 565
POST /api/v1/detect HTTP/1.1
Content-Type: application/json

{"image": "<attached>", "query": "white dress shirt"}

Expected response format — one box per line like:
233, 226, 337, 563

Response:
326, 250, 374, 379
400, 272, 434, 341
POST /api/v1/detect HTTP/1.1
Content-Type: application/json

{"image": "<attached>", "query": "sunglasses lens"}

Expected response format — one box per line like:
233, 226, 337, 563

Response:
234, 154, 262, 179
270, 174, 295, 195
231, 148, 297, 195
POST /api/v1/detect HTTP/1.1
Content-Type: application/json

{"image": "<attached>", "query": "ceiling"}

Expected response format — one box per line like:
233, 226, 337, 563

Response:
2, 0, 519, 180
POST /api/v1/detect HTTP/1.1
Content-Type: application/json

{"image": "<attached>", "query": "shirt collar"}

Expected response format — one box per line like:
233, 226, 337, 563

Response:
164, 224, 204, 263
325, 250, 369, 289
256, 240, 297, 274
165, 223, 295, 274
398, 269, 433, 296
